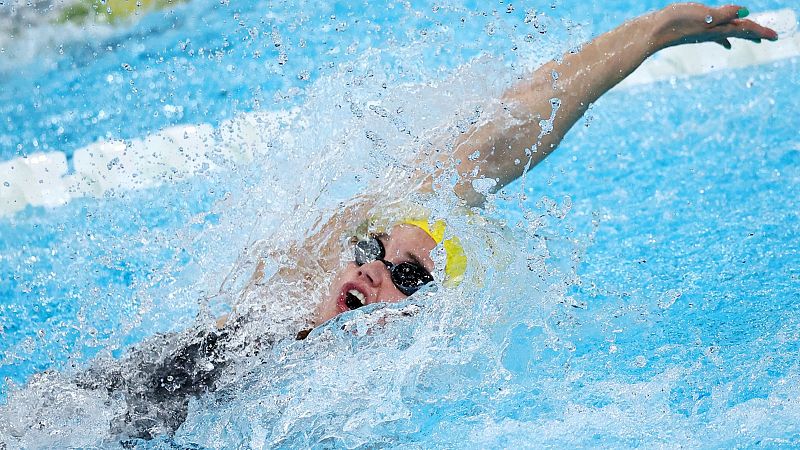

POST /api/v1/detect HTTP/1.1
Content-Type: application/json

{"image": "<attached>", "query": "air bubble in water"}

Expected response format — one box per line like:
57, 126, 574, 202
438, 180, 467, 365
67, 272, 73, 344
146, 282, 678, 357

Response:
705, 15, 713, 24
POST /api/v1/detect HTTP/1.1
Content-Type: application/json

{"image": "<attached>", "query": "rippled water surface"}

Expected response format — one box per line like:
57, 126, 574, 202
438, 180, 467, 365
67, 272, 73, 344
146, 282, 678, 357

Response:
1, 0, 799, 447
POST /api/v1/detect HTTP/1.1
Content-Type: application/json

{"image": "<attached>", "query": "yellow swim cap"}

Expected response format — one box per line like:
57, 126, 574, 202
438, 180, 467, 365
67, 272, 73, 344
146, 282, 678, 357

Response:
401, 218, 467, 287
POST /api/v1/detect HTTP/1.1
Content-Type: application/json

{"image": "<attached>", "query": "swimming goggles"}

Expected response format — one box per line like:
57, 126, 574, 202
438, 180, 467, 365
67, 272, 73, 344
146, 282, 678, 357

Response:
354, 236, 434, 296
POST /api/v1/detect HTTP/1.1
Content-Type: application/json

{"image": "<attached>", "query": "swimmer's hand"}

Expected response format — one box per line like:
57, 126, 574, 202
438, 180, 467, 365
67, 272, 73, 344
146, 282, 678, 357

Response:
656, 4, 779, 50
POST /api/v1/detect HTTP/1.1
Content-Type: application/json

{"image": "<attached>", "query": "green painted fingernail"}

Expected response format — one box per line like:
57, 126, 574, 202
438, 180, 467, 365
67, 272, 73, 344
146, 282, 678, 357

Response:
737, 7, 750, 19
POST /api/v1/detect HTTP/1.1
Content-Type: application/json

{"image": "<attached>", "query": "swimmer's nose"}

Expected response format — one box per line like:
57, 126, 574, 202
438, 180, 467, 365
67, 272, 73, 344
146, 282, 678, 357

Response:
357, 259, 388, 287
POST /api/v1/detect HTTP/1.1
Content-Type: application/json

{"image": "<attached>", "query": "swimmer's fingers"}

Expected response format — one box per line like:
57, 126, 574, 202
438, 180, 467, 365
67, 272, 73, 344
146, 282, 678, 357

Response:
658, 4, 778, 49
715, 38, 733, 50
707, 5, 778, 41
712, 18, 779, 42
709, 4, 748, 25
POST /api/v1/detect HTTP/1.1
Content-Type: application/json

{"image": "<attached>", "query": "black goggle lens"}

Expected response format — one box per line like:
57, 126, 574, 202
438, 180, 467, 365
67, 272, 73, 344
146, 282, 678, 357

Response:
354, 238, 383, 265
353, 237, 433, 296
391, 262, 434, 295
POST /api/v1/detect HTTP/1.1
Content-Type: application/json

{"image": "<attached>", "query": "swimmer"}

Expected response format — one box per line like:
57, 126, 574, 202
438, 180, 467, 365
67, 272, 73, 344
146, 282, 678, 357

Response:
11, 2, 780, 442
240, 2, 779, 328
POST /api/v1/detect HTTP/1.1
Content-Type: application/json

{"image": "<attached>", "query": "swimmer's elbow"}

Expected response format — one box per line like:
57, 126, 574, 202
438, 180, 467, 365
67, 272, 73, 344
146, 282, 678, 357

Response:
453, 179, 489, 208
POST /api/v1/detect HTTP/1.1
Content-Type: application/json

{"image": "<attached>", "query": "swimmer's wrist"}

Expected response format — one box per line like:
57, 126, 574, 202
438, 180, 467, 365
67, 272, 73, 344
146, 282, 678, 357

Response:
648, 8, 679, 53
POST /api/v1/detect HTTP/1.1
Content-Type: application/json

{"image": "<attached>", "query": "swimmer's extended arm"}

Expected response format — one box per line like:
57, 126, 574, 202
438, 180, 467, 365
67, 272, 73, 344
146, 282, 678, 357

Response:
450, 3, 777, 206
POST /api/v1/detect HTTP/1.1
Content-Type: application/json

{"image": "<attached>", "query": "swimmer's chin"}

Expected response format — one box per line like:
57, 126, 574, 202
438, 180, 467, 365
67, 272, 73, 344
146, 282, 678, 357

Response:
308, 302, 384, 332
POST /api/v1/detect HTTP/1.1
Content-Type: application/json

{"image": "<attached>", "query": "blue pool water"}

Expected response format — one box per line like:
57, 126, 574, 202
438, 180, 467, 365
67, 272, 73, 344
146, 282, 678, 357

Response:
1, 0, 799, 447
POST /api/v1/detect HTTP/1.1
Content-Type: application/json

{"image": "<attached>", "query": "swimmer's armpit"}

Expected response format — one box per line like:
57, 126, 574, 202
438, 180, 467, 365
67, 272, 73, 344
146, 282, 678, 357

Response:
443, 3, 778, 207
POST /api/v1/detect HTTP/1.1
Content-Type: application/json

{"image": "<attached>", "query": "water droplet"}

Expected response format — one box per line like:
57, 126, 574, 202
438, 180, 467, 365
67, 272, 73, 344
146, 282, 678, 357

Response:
705, 15, 713, 24
106, 157, 120, 171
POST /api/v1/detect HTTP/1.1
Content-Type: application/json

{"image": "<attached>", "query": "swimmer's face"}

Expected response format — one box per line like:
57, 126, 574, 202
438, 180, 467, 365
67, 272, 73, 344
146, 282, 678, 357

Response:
313, 224, 437, 326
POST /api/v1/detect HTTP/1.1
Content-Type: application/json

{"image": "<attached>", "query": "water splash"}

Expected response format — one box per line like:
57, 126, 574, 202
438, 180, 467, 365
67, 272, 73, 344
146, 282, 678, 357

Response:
2, 1, 799, 448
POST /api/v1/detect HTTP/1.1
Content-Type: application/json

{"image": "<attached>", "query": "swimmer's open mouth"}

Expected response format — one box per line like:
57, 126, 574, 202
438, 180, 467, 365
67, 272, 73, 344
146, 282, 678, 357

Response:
344, 289, 366, 310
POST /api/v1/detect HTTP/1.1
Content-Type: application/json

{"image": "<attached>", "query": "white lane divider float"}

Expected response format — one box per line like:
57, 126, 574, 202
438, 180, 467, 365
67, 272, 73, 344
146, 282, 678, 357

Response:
0, 110, 297, 216
0, 10, 797, 217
